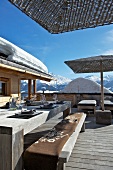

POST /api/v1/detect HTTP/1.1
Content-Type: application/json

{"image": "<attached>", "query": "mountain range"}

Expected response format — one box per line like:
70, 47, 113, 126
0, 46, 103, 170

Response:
21, 74, 113, 93
86, 74, 113, 91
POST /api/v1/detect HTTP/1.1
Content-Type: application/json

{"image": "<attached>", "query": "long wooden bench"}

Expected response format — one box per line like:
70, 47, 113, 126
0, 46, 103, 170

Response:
24, 112, 86, 170
57, 113, 86, 170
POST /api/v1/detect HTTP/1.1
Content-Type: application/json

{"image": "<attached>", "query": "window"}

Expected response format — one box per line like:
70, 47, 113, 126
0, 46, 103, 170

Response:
0, 81, 6, 95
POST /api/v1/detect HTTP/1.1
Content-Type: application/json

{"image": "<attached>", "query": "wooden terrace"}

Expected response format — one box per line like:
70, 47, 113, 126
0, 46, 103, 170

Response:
66, 115, 113, 170
24, 108, 113, 170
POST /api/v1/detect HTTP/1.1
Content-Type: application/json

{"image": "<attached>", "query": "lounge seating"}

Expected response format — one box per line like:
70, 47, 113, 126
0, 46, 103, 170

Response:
24, 112, 86, 170
104, 100, 113, 111
77, 100, 96, 114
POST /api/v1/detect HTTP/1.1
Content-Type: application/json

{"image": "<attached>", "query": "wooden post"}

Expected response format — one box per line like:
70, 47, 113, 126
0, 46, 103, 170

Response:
9, 78, 11, 96
18, 79, 21, 98
80, 122, 85, 132
28, 79, 32, 100
100, 61, 104, 111
33, 79, 36, 95
57, 161, 65, 170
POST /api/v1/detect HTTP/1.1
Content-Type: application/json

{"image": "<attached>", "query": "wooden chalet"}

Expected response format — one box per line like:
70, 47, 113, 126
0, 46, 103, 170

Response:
0, 38, 53, 105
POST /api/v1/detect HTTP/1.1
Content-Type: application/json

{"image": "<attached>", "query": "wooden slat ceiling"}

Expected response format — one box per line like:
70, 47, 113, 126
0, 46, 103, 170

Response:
9, 0, 113, 34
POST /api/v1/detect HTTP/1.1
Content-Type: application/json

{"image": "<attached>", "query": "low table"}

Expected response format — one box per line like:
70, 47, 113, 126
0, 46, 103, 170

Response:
104, 100, 113, 111
78, 100, 96, 114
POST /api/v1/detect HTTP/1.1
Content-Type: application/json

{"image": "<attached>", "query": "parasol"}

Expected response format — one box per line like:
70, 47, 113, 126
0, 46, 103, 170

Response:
64, 55, 113, 110
8, 0, 113, 34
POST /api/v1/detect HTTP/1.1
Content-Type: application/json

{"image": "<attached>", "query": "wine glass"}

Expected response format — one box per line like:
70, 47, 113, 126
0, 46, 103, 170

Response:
53, 94, 57, 103
40, 94, 46, 104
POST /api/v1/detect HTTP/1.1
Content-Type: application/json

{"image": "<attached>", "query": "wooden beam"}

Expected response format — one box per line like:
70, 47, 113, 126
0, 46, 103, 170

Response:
0, 66, 52, 81
0, 63, 25, 73
0, 77, 9, 82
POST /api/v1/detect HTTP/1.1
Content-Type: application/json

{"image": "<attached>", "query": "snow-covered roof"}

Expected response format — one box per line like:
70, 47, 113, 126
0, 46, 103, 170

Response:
0, 37, 48, 73
61, 77, 112, 93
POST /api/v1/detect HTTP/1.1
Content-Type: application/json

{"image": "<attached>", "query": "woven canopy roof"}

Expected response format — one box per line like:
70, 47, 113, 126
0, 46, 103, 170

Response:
9, 0, 113, 34
65, 55, 113, 111
64, 55, 113, 73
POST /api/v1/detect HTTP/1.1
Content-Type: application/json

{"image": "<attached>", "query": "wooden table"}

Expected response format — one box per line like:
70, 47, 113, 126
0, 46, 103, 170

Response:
77, 100, 96, 114
0, 101, 71, 170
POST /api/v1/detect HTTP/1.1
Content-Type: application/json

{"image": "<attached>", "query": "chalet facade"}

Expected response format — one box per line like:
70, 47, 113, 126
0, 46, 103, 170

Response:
0, 37, 53, 104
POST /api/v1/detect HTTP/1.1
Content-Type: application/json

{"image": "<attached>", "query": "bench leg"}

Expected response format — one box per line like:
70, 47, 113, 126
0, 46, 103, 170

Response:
63, 108, 70, 118
80, 122, 85, 132
57, 161, 65, 170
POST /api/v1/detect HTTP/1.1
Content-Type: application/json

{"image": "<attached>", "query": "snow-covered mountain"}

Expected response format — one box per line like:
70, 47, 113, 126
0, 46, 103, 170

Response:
21, 74, 113, 93
86, 74, 113, 91
61, 77, 112, 93
85, 75, 100, 83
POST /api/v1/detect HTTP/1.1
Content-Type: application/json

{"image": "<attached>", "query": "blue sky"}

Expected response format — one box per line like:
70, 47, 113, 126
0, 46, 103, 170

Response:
1, 0, 113, 79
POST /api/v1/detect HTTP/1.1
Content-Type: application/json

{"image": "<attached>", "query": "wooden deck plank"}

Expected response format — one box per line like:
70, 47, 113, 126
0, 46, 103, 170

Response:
65, 115, 113, 170
67, 157, 113, 166
74, 143, 113, 150
70, 153, 113, 162
71, 149, 113, 158
66, 162, 113, 170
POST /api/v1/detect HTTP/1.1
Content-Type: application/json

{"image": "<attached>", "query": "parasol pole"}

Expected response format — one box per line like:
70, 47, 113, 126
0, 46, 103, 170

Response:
100, 61, 104, 111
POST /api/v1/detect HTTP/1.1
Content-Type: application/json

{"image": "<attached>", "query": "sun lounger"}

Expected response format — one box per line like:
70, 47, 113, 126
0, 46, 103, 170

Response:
78, 100, 96, 114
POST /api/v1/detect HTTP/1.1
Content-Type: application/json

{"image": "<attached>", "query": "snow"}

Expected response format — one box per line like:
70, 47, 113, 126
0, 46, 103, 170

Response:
37, 90, 59, 93
0, 37, 48, 73
61, 77, 112, 93
85, 75, 100, 82
39, 74, 71, 86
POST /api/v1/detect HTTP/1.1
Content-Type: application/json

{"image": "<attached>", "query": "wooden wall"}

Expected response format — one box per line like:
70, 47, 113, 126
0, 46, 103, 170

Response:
36, 92, 113, 107
0, 71, 20, 104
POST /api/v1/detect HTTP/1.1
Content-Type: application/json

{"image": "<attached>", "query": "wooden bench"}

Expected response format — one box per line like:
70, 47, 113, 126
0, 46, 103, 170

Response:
57, 113, 86, 170
24, 112, 86, 170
